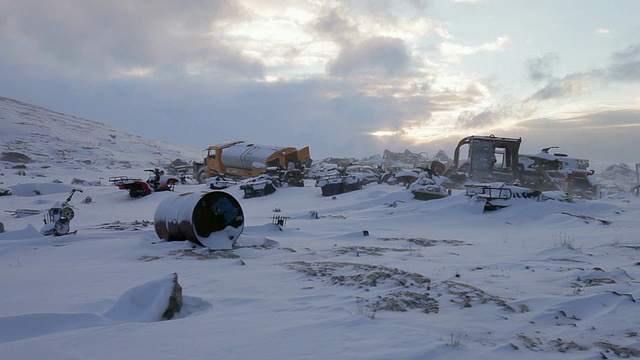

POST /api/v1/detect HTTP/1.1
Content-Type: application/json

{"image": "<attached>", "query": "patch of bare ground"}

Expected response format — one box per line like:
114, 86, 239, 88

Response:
330, 245, 419, 257
559, 212, 612, 225
441, 281, 519, 312
169, 249, 239, 260
285, 261, 438, 314
379, 237, 470, 247
87, 220, 153, 231
284, 261, 523, 316
138, 255, 162, 262
516, 334, 589, 353
595, 341, 640, 358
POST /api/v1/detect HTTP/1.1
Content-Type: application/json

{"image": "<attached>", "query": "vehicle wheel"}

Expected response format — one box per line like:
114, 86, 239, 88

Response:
129, 184, 147, 197
197, 170, 208, 184
59, 207, 75, 220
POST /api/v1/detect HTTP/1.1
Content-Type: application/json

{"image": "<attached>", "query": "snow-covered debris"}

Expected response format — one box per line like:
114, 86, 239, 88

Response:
104, 273, 183, 322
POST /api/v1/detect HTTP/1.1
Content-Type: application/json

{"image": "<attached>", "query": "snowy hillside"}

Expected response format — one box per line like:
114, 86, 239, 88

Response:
0, 97, 639, 359
0, 96, 200, 180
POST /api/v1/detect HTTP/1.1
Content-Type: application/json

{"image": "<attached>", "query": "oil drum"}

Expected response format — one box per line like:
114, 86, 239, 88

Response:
154, 191, 244, 249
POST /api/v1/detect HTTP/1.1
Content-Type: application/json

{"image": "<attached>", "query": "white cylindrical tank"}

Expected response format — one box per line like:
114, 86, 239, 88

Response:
221, 144, 286, 169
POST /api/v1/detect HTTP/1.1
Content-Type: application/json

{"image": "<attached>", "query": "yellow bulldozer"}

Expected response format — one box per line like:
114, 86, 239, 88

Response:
193, 140, 311, 183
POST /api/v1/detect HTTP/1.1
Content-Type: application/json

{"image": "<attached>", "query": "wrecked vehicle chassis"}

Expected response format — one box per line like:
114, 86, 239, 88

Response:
445, 135, 600, 200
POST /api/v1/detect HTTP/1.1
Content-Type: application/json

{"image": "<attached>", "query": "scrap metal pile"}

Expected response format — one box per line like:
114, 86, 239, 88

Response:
440, 135, 602, 211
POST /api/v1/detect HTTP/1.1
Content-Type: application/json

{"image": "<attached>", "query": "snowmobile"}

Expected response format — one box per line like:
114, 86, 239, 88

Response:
344, 165, 381, 185
41, 188, 83, 236
237, 165, 306, 198
239, 174, 278, 198
315, 171, 362, 196
409, 170, 452, 201
387, 169, 419, 186
264, 166, 305, 188
109, 168, 179, 197
206, 174, 238, 190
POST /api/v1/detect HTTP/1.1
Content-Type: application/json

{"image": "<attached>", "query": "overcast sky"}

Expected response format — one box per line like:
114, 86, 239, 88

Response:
1, 0, 639, 165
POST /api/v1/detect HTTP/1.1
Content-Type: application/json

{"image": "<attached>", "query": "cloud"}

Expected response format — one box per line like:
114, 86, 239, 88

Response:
528, 73, 591, 101
327, 36, 412, 77
0, 0, 263, 78
0, 0, 637, 163
455, 96, 532, 129
310, 1, 449, 57
515, 108, 640, 165
426, 80, 490, 111
36, 74, 427, 159
438, 36, 509, 62
525, 43, 640, 103
209, 78, 429, 157
526, 52, 559, 82
341, 0, 430, 16
312, 7, 361, 46
456, 109, 493, 128
607, 43, 640, 82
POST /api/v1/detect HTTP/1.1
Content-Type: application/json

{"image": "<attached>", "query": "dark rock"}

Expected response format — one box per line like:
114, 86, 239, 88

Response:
1, 152, 32, 163
72, 178, 101, 186
162, 273, 183, 320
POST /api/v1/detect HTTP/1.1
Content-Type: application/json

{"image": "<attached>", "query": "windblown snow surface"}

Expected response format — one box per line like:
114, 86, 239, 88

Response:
1, 96, 639, 359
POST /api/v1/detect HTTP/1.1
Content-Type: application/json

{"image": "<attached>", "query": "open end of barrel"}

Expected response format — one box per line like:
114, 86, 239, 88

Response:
192, 192, 244, 249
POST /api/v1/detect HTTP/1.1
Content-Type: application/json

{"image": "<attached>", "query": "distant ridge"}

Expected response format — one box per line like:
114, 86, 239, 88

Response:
0, 96, 201, 175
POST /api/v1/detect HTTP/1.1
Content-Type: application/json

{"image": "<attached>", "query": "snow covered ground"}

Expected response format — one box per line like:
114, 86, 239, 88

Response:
1, 97, 640, 359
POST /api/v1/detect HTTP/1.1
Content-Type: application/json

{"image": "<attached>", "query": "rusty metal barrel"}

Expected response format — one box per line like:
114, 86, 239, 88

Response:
154, 191, 244, 249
